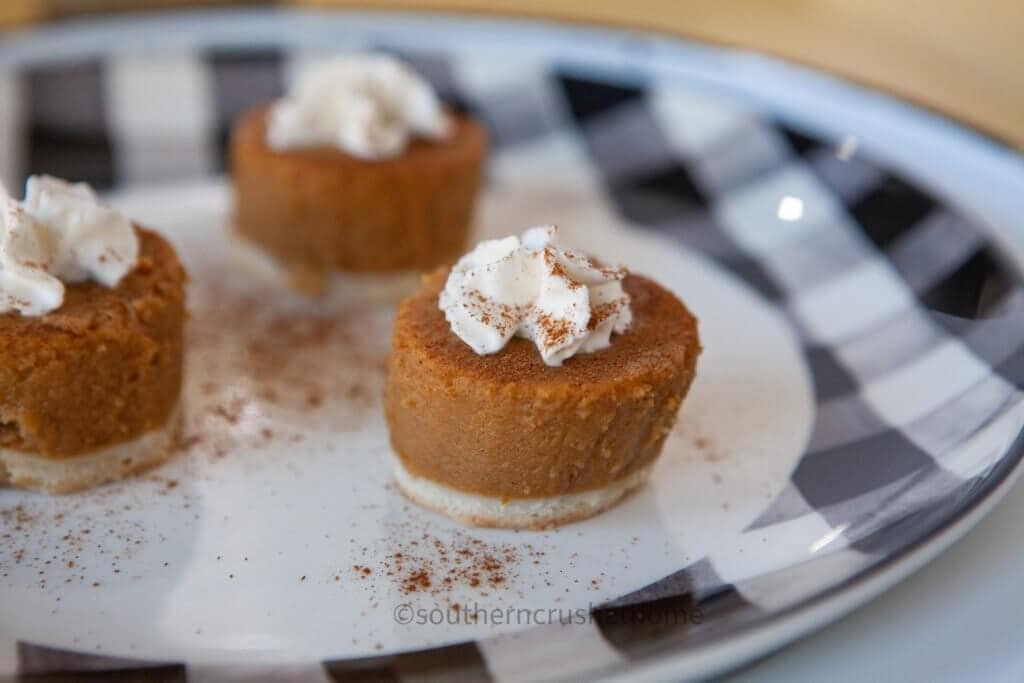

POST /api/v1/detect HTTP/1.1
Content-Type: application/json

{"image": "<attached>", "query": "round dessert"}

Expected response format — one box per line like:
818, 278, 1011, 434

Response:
0, 178, 186, 494
229, 56, 487, 300
384, 231, 700, 529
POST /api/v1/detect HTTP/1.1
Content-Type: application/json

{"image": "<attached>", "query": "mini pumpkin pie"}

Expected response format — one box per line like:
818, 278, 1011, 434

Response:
384, 226, 701, 528
230, 54, 487, 301
0, 176, 186, 494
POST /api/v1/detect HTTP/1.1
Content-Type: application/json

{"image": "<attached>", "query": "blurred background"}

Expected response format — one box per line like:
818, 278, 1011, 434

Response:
1, 0, 1022, 150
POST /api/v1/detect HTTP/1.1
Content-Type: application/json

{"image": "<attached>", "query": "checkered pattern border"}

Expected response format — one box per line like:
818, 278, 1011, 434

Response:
4, 43, 1024, 681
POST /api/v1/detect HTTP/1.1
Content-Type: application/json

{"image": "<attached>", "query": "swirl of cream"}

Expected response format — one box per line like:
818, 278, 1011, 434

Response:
439, 225, 633, 366
0, 175, 138, 316
266, 54, 450, 159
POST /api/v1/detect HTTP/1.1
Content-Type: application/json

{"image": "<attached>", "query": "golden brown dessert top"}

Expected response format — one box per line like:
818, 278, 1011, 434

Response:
0, 227, 185, 339
394, 268, 700, 386
233, 104, 485, 168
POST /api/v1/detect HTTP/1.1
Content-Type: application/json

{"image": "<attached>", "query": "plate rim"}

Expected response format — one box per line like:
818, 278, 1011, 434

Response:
599, 432, 1024, 681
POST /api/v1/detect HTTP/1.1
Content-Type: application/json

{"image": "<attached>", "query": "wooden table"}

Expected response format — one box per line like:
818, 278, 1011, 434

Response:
1, 1, 1021, 150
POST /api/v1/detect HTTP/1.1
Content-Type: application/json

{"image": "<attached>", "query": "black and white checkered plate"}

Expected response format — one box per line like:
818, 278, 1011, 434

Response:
2, 9, 1023, 682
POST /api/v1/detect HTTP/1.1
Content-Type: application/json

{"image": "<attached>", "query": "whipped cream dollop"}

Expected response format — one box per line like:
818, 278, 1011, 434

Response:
439, 226, 633, 366
0, 175, 139, 316
266, 54, 451, 159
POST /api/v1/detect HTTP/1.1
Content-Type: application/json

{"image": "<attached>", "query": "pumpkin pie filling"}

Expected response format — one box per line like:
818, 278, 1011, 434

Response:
231, 106, 485, 298
384, 229, 700, 528
229, 56, 487, 298
0, 226, 186, 493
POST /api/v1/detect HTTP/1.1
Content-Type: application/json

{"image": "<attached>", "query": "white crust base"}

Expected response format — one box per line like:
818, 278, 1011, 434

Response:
228, 232, 420, 306
391, 456, 652, 529
0, 402, 181, 494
